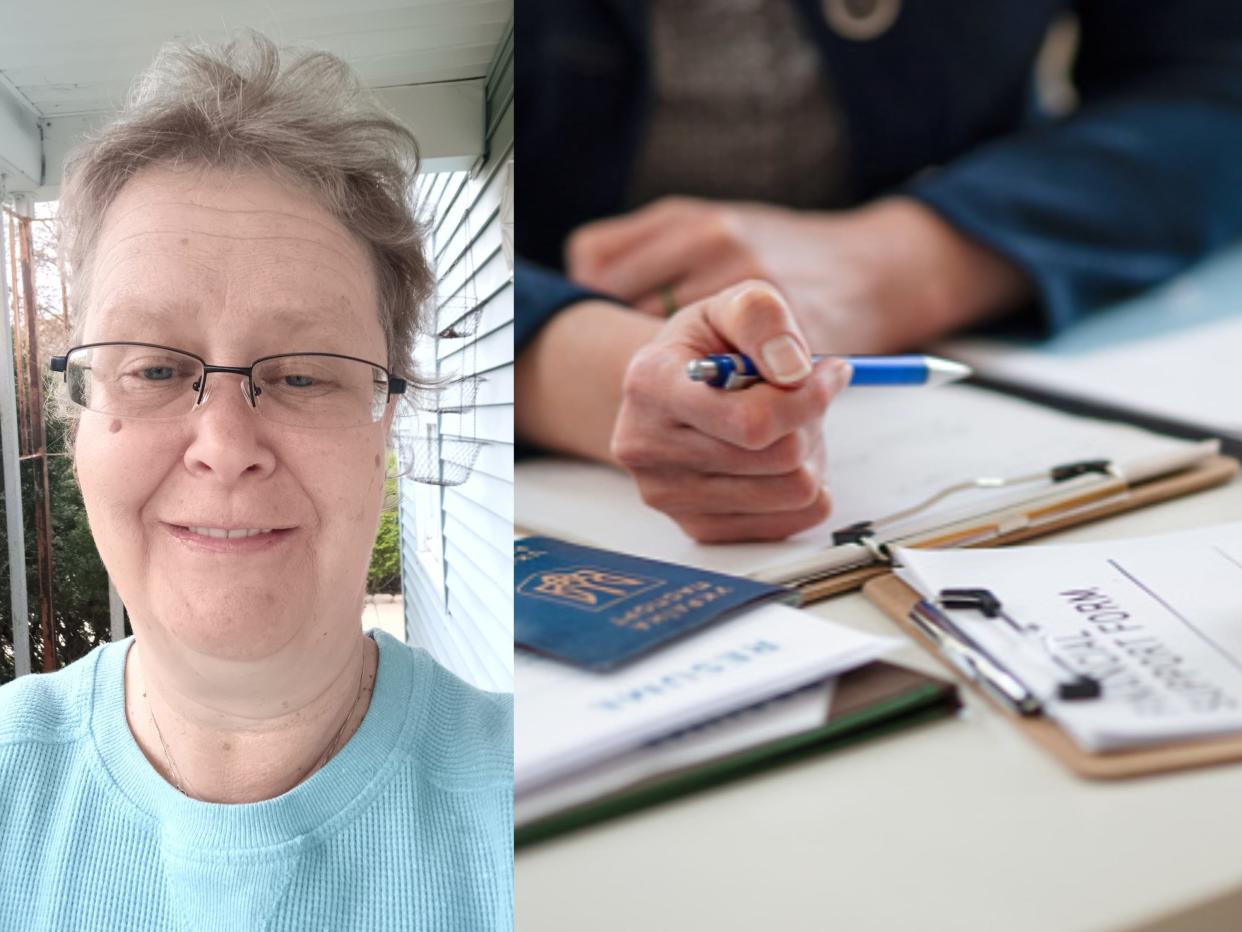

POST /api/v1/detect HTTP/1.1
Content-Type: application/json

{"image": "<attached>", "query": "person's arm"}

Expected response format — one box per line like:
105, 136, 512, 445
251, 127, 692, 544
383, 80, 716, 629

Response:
514, 258, 612, 351
906, 0, 1242, 333
515, 257, 659, 461
515, 299, 662, 462
516, 282, 847, 542
565, 194, 1033, 355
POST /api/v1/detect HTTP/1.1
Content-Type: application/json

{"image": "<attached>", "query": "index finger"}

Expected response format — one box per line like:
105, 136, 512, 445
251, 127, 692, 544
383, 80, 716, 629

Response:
627, 342, 847, 451
671, 362, 848, 450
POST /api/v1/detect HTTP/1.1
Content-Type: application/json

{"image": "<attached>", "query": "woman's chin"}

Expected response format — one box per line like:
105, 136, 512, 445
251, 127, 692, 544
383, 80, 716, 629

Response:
152, 592, 313, 661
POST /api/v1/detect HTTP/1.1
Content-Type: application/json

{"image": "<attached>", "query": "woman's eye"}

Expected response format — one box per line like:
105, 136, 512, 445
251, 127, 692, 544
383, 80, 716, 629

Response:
284, 374, 315, 388
141, 366, 175, 381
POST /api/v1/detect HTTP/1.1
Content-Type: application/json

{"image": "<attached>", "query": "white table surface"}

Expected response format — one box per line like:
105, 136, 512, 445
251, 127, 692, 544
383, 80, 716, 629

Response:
516, 475, 1242, 932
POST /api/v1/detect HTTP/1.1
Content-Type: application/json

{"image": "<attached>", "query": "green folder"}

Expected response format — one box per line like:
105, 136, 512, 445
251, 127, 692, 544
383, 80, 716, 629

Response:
516, 662, 959, 847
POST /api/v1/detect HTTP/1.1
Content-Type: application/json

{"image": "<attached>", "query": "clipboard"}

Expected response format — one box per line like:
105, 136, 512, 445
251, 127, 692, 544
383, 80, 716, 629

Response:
516, 384, 1240, 606
791, 451, 1239, 604
864, 569, 1242, 779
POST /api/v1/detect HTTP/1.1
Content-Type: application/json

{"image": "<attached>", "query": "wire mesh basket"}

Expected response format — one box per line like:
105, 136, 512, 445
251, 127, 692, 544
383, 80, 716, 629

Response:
394, 413, 485, 487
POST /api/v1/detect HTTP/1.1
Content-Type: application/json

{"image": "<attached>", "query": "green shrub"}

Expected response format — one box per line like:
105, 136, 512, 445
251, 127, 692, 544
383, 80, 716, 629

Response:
367, 508, 401, 595
366, 460, 402, 595
1, 394, 112, 683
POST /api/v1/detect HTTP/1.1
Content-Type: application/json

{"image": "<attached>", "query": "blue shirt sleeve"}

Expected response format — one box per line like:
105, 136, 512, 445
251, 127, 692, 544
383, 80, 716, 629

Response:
905, 1, 1242, 335
515, 258, 620, 352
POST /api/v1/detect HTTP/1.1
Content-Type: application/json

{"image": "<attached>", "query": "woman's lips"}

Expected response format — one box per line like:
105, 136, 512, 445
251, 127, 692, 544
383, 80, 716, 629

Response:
164, 523, 296, 554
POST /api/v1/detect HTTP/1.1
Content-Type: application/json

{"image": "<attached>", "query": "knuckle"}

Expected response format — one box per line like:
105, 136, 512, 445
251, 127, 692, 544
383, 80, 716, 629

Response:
636, 481, 667, 511
787, 430, 813, 469
735, 278, 781, 309
565, 228, 596, 264
678, 516, 719, 543
656, 195, 697, 218
804, 371, 835, 412
786, 467, 822, 509
728, 280, 788, 331
637, 475, 679, 512
610, 430, 647, 469
777, 492, 831, 539
620, 347, 662, 402
735, 405, 775, 450
765, 433, 807, 473
816, 488, 834, 523
705, 210, 740, 248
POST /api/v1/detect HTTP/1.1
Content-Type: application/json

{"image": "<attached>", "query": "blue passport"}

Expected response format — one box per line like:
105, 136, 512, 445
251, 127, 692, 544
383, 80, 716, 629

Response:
515, 536, 794, 671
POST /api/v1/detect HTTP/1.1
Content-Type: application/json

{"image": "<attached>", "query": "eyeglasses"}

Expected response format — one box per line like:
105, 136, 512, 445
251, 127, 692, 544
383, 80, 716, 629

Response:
49, 342, 406, 430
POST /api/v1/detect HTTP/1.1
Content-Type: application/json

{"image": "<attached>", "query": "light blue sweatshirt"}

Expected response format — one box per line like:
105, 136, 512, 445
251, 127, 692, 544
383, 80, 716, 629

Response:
0, 630, 513, 931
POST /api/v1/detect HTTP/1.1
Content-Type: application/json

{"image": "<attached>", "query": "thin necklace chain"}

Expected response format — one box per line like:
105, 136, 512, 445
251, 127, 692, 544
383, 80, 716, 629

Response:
145, 648, 371, 799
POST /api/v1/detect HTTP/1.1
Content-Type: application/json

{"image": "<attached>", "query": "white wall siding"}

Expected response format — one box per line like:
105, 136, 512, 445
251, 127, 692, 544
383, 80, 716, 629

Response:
399, 18, 513, 693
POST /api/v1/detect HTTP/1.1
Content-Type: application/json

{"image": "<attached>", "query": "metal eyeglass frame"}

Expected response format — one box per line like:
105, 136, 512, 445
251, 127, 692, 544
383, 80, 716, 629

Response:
49, 341, 407, 423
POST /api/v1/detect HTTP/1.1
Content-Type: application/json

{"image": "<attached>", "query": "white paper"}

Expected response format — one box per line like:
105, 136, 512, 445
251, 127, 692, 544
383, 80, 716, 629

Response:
517, 383, 1207, 578
940, 244, 1242, 439
895, 522, 1242, 751
517, 679, 835, 824
515, 602, 895, 793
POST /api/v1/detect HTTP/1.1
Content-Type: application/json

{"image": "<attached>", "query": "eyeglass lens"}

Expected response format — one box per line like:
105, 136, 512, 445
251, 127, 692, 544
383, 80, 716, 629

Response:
62, 344, 389, 428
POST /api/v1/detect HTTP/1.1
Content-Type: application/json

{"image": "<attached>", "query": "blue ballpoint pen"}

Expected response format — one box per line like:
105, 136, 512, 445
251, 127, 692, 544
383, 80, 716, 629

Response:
685, 353, 971, 390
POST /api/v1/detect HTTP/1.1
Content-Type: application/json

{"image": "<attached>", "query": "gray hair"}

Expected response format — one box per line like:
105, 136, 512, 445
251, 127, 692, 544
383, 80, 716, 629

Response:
58, 31, 434, 382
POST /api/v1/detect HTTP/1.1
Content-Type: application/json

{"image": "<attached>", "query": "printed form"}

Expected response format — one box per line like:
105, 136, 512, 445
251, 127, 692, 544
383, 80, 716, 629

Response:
896, 522, 1242, 752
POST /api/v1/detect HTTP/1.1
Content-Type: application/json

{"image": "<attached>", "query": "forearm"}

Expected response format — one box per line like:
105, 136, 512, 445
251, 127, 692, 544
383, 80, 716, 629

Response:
514, 300, 663, 463
839, 197, 1034, 351
903, 33, 1242, 333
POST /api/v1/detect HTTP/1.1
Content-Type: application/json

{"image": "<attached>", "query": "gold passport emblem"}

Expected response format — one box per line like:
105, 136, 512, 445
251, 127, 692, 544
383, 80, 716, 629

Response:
518, 566, 664, 612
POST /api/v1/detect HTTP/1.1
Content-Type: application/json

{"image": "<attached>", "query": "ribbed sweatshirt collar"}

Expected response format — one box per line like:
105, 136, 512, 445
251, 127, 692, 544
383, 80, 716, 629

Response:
86, 630, 423, 855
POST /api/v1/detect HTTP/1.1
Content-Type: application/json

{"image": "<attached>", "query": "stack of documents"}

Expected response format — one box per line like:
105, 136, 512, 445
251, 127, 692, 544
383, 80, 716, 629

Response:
892, 521, 1242, 753
514, 601, 914, 845
512, 537, 962, 840
516, 601, 897, 795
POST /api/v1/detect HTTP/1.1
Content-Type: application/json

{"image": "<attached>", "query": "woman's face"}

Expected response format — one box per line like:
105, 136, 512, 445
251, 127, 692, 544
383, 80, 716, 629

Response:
75, 165, 393, 663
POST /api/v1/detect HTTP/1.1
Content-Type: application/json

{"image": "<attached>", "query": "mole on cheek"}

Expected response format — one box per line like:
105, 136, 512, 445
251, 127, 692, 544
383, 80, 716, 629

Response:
108, 419, 122, 434
179, 237, 189, 246
374, 454, 381, 468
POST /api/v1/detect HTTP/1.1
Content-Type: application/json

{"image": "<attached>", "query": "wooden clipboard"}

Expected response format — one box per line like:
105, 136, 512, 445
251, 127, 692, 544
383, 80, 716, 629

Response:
863, 569, 1242, 779
797, 453, 1240, 605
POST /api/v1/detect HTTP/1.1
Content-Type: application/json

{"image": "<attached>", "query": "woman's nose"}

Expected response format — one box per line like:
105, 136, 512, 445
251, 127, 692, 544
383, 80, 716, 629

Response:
182, 373, 277, 483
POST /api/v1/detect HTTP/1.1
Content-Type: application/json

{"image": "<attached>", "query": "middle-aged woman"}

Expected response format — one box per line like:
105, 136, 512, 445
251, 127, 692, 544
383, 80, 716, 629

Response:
0, 34, 512, 931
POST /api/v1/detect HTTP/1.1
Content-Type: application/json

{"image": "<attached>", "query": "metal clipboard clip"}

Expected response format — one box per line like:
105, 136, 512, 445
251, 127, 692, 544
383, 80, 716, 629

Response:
909, 587, 1101, 717
760, 459, 1125, 590
832, 459, 1117, 551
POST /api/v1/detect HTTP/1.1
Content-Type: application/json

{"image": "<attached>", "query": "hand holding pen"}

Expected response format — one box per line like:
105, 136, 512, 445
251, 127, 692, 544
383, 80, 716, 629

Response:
611, 281, 849, 543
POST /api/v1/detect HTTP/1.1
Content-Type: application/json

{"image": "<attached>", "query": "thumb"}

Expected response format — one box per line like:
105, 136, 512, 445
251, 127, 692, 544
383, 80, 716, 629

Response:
697, 280, 815, 386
